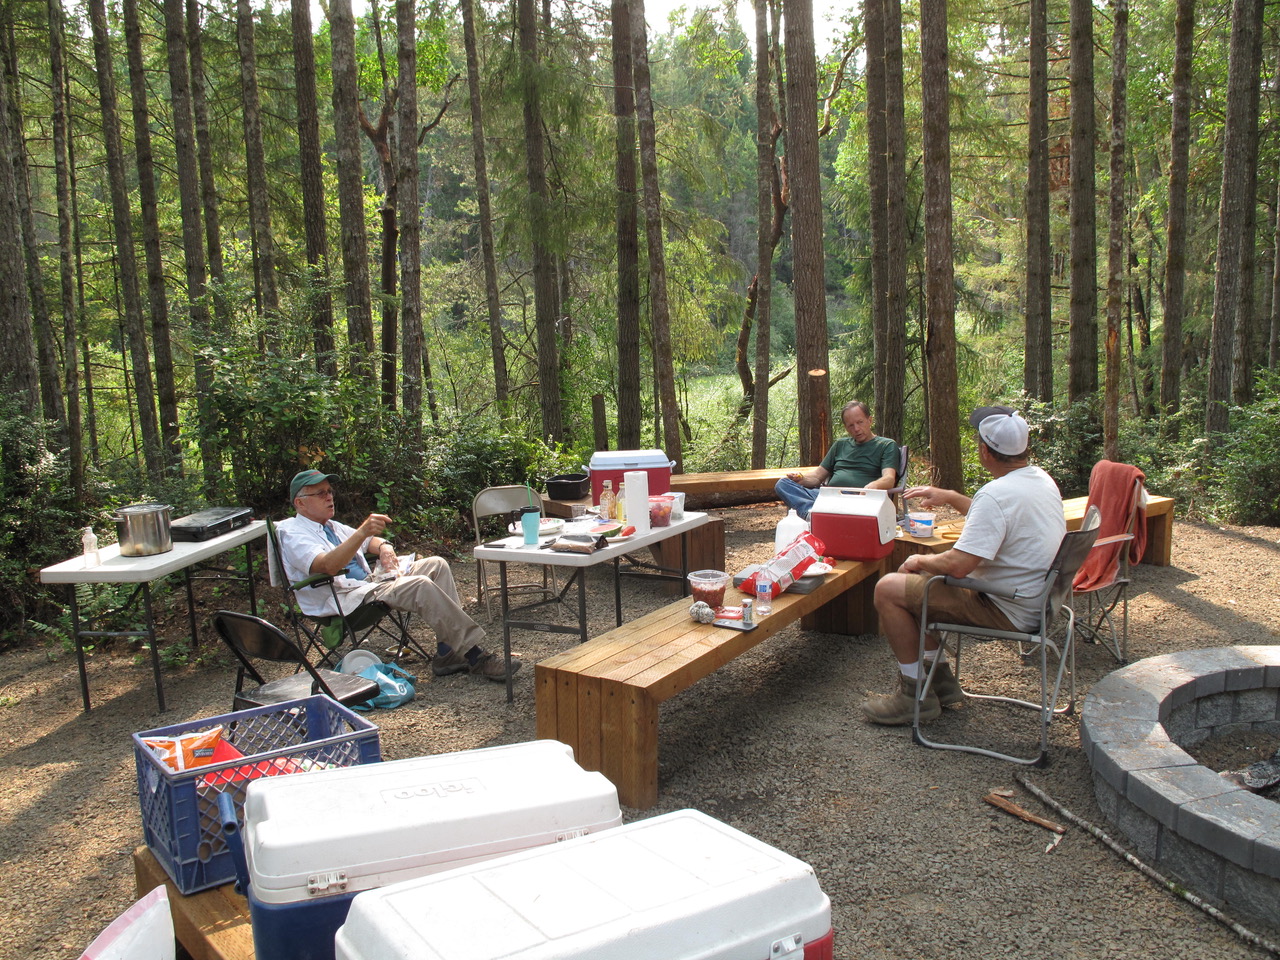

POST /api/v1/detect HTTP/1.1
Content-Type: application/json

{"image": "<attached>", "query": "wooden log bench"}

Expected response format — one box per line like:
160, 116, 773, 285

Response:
890, 494, 1176, 569
134, 845, 252, 960
535, 556, 886, 809
668, 468, 816, 508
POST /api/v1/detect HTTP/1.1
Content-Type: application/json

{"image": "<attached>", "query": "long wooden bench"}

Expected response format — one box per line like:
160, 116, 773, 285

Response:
536, 557, 886, 809
134, 845, 251, 960
890, 494, 1176, 569
669, 468, 816, 508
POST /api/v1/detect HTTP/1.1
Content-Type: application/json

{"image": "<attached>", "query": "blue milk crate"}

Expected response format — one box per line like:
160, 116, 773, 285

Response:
133, 695, 381, 895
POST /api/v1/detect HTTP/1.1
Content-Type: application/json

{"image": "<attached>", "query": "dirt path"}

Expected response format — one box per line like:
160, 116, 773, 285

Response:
2, 508, 1278, 959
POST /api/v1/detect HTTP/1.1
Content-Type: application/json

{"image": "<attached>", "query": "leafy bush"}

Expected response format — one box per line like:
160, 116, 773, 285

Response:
1015, 395, 1102, 498
1213, 373, 1280, 524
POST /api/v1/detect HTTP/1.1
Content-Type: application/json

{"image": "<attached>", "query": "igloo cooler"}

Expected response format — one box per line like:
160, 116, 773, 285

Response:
236, 740, 622, 960
808, 486, 896, 561
333, 808, 834, 960
587, 449, 673, 507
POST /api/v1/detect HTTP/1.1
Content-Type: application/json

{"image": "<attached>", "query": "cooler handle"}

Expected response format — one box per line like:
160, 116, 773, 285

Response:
217, 791, 251, 897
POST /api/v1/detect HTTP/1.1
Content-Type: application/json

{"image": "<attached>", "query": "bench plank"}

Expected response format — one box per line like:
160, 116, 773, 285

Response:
134, 846, 252, 960
537, 557, 885, 809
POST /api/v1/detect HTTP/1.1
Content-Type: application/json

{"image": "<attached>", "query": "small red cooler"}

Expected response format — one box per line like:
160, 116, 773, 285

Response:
334, 808, 834, 960
809, 486, 896, 561
237, 740, 622, 960
587, 449, 673, 506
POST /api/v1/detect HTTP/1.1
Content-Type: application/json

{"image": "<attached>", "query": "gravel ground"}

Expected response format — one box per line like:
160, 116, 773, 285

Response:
2, 505, 1279, 959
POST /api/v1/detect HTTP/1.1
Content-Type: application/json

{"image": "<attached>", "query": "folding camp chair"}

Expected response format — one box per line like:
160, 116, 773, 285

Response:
212, 610, 380, 712
890, 444, 910, 522
1072, 461, 1146, 664
265, 517, 423, 667
912, 506, 1101, 766
472, 486, 558, 618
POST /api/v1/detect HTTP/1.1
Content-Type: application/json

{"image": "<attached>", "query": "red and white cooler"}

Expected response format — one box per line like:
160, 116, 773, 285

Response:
239, 740, 622, 960
334, 808, 834, 960
808, 486, 896, 561
587, 449, 673, 506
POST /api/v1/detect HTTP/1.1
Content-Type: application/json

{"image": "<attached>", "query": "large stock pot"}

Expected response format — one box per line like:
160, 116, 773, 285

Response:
113, 503, 173, 556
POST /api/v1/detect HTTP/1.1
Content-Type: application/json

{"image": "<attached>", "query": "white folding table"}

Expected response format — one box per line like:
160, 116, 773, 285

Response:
39, 521, 266, 712
473, 512, 712, 701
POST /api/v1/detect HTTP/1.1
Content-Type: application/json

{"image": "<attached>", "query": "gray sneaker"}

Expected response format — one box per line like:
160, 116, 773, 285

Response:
468, 651, 522, 682
431, 648, 470, 677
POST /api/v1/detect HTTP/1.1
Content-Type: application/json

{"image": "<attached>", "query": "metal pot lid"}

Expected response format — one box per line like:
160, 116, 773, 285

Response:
117, 503, 171, 514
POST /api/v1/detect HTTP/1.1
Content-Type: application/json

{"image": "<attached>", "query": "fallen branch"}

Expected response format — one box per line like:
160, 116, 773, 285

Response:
983, 791, 1066, 834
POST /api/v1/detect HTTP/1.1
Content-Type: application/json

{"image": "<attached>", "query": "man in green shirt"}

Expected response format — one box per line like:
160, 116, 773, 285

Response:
774, 401, 901, 519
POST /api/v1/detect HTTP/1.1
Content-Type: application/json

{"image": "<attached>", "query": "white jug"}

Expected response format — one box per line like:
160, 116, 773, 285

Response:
774, 508, 809, 553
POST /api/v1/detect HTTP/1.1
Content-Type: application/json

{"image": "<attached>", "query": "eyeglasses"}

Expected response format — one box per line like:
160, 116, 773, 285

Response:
298, 489, 335, 499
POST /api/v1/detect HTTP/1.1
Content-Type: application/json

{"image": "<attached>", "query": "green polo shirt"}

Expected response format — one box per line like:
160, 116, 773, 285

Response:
819, 435, 900, 487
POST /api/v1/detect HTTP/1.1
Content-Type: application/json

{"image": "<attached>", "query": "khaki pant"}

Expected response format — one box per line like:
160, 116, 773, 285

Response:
367, 556, 485, 654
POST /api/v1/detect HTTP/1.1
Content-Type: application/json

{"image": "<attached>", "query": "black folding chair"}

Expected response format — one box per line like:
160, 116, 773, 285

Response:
212, 610, 380, 712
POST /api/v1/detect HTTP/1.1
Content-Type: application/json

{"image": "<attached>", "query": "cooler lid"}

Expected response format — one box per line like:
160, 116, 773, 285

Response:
334, 809, 832, 960
810, 487, 896, 545
244, 740, 622, 904
588, 449, 672, 471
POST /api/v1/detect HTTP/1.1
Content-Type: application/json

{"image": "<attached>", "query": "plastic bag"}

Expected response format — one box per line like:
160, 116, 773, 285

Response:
354, 662, 416, 710
141, 726, 224, 772
79, 885, 174, 960
551, 533, 608, 553
739, 531, 826, 599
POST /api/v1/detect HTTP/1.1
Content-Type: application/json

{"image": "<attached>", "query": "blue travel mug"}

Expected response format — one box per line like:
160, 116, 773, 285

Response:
520, 505, 541, 545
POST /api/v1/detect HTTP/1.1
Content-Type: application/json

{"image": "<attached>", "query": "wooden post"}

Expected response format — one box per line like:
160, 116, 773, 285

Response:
809, 368, 830, 456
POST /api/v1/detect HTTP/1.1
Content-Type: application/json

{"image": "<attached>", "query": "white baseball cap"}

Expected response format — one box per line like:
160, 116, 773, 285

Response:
969, 406, 1029, 457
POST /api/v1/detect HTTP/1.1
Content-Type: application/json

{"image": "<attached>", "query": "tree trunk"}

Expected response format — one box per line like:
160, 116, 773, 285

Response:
1024, 0, 1052, 402
162, 0, 220, 492
783, 0, 831, 467
518, 0, 563, 442
1103, 0, 1128, 462
187, 0, 229, 330
750, 0, 780, 469
1230, 0, 1264, 406
462, 0, 508, 415
290, 0, 337, 376
613, 0, 641, 450
236, 0, 280, 320
632, 0, 681, 467
920, 0, 960, 491
1068, 0, 1098, 402
330, 0, 376, 373
880, 0, 907, 446
48, 0, 82, 497
0, 31, 36, 419
865, 0, 889, 426
397, 0, 423, 443
1207, 0, 1262, 439
122, 0, 180, 472
89, 0, 163, 480
1160, 0, 1193, 420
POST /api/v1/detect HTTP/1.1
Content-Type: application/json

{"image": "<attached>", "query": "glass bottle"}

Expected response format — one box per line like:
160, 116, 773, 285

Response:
82, 526, 100, 566
616, 482, 627, 523
599, 480, 615, 520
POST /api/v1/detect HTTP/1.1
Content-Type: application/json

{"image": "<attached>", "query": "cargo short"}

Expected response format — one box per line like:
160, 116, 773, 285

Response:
902, 573, 1017, 635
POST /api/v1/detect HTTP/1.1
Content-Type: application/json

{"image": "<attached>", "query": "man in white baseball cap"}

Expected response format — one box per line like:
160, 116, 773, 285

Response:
861, 405, 1064, 725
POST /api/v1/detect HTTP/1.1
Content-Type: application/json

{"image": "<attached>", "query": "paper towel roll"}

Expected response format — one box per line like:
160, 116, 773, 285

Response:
624, 470, 651, 534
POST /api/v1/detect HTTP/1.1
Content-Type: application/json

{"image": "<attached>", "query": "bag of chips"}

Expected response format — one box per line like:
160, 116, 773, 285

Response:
141, 726, 224, 772
738, 531, 826, 599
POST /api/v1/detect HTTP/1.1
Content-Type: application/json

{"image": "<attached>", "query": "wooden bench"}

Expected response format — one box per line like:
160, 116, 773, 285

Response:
891, 494, 1176, 569
536, 557, 886, 809
134, 846, 251, 960
669, 468, 817, 508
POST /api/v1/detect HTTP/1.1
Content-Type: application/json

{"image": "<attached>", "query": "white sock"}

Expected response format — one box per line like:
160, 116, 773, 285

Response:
922, 649, 946, 666
898, 661, 921, 680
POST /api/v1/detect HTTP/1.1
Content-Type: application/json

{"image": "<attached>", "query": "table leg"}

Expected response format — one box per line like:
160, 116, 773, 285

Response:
499, 561, 514, 704
184, 568, 199, 648
576, 568, 588, 642
245, 540, 258, 615
142, 583, 167, 712
613, 557, 622, 626
70, 587, 91, 712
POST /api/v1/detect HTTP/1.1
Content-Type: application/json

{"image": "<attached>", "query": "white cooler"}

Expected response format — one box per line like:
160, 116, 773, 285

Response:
808, 486, 896, 561
334, 808, 834, 960
239, 740, 622, 960
587, 449, 673, 506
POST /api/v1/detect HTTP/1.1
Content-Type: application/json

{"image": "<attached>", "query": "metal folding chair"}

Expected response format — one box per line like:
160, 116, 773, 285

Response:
265, 517, 422, 667
472, 486, 558, 618
913, 506, 1102, 766
212, 610, 380, 712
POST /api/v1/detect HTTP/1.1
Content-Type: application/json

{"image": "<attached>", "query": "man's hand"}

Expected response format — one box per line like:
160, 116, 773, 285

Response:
904, 485, 947, 508
786, 470, 806, 484
358, 513, 392, 539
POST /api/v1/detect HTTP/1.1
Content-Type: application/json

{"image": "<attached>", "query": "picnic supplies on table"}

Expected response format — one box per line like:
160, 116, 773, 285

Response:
551, 533, 609, 553
232, 740, 622, 960
738, 531, 826, 599
133, 695, 381, 895
333, 808, 834, 960
808, 487, 896, 560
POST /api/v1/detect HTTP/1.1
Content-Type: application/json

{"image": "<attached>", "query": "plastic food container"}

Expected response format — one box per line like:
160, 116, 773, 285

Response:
688, 569, 730, 608
906, 511, 936, 539
648, 495, 674, 527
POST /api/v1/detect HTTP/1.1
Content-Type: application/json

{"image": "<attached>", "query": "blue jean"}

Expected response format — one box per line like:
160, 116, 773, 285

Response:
775, 477, 820, 519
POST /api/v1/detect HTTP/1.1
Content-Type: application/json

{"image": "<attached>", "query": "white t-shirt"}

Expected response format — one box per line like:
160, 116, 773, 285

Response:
952, 464, 1066, 630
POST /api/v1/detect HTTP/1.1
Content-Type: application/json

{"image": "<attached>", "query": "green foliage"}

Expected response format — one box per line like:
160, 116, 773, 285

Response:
1003, 395, 1102, 498
1210, 374, 1280, 525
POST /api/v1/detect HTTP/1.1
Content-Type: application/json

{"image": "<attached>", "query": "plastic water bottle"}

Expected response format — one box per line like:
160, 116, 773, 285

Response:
775, 508, 808, 553
755, 576, 773, 616
81, 526, 99, 566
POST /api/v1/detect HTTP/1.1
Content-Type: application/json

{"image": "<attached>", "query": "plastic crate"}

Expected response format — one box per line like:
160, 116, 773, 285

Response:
133, 695, 381, 895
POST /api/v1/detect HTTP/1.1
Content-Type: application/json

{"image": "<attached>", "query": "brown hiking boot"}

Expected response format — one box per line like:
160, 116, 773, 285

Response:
467, 651, 522, 682
862, 674, 941, 726
926, 660, 964, 707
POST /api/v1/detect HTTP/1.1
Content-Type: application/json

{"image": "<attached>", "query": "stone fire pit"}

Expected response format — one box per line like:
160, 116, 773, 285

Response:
1080, 646, 1280, 927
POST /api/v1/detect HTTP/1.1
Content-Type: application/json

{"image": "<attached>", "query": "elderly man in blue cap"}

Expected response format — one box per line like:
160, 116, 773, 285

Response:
861, 406, 1064, 725
276, 469, 518, 681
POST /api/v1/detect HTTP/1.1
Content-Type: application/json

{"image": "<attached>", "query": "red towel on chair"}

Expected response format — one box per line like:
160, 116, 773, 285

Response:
1073, 460, 1147, 591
